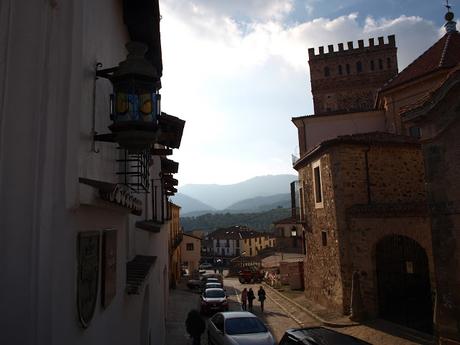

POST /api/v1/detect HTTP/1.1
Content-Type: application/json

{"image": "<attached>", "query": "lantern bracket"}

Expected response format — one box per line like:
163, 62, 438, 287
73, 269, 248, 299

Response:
96, 65, 118, 81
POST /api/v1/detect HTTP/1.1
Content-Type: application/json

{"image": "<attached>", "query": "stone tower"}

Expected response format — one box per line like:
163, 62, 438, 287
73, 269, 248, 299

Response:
308, 35, 398, 114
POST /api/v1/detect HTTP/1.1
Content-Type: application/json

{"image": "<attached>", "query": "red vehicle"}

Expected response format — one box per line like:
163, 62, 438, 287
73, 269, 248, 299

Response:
238, 268, 264, 284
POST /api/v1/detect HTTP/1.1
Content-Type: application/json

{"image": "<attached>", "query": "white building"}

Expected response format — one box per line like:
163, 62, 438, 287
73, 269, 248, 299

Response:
0, 1, 184, 345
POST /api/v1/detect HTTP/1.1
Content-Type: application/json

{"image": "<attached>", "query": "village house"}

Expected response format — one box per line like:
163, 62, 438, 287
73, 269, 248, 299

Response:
0, 1, 184, 345
180, 233, 202, 273
292, 9, 460, 342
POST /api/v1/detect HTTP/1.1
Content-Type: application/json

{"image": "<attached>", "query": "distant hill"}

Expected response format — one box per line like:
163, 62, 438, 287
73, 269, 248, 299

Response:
171, 193, 215, 215
224, 193, 291, 213
180, 208, 291, 232
178, 174, 296, 210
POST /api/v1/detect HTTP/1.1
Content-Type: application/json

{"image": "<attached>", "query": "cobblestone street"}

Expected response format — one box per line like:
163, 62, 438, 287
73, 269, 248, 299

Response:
166, 272, 436, 344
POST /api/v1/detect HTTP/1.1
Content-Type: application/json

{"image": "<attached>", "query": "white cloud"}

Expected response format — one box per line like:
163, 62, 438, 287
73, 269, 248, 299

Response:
159, 0, 443, 185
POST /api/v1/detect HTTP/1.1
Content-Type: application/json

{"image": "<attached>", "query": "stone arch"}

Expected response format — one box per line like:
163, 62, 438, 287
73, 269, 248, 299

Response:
374, 234, 433, 333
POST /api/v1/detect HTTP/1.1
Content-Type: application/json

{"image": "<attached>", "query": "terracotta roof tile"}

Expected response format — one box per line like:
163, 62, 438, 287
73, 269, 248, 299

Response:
382, 32, 460, 91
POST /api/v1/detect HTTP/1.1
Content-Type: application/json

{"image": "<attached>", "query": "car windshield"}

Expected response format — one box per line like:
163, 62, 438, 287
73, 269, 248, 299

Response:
205, 290, 225, 298
206, 284, 221, 288
225, 317, 267, 335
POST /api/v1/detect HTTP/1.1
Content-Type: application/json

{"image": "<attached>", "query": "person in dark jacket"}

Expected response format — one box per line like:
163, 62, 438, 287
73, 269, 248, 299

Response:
247, 288, 255, 312
257, 286, 266, 312
185, 309, 206, 345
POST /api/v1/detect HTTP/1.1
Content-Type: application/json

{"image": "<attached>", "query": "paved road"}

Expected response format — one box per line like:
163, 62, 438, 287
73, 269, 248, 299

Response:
224, 277, 320, 341
165, 271, 319, 344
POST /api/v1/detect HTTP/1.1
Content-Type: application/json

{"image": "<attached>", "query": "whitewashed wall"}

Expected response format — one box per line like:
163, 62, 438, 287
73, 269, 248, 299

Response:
0, 1, 169, 344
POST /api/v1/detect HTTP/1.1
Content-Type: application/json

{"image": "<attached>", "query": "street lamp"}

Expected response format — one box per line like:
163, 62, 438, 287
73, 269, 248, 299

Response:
97, 42, 161, 152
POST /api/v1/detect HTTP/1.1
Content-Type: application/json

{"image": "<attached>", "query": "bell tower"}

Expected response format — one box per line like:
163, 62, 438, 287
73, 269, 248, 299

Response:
308, 35, 398, 115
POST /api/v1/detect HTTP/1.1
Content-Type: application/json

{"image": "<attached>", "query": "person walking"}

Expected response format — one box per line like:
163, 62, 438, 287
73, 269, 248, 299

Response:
241, 288, 248, 311
247, 288, 255, 312
185, 309, 206, 345
257, 286, 266, 312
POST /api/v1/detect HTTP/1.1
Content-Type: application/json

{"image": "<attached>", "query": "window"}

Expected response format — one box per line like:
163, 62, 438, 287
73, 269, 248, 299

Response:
379, 59, 383, 70
216, 240, 220, 247
387, 57, 391, 69
338, 65, 343, 75
321, 231, 328, 246
221, 248, 225, 255
186, 243, 194, 251
324, 66, 330, 77
346, 64, 350, 75
226, 239, 230, 247
291, 227, 297, 237
312, 160, 323, 207
250, 248, 253, 256
409, 126, 422, 138
236, 240, 240, 248
370, 60, 375, 71
356, 61, 362, 73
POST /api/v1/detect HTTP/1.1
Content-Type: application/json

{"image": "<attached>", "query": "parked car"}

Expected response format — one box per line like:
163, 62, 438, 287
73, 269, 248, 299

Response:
199, 263, 213, 269
278, 327, 371, 345
186, 278, 202, 290
208, 311, 275, 345
200, 288, 229, 315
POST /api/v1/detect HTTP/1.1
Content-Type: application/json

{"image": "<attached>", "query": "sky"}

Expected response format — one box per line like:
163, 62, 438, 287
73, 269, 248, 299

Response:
159, 0, 453, 186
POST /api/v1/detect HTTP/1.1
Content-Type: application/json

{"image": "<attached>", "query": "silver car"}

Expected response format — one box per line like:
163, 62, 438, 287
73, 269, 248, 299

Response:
208, 311, 275, 345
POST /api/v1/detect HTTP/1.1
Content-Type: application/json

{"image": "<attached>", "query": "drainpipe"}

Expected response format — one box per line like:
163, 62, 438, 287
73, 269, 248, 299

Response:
364, 146, 372, 204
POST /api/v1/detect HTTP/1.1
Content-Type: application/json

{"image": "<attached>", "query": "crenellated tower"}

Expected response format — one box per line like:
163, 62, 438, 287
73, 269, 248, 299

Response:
308, 35, 398, 114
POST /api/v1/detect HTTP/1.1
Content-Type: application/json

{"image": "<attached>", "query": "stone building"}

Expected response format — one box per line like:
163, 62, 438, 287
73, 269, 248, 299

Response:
294, 133, 433, 332
0, 1, 184, 345
272, 217, 305, 254
398, 16, 460, 341
293, 11, 460, 341
308, 35, 397, 114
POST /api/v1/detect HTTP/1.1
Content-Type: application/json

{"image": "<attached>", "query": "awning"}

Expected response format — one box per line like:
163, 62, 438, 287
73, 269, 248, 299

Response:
158, 112, 185, 148
126, 255, 156, 295
161, 157, 179, 174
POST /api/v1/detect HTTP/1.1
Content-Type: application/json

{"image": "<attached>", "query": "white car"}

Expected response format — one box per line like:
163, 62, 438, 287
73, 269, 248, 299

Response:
208, 311, 275, 345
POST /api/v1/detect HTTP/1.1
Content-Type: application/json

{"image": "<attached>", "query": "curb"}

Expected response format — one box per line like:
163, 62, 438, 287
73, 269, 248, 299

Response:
263, 282, 360, 328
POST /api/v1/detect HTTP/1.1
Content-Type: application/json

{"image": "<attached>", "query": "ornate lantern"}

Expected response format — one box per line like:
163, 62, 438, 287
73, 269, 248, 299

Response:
97, 42, 161, 152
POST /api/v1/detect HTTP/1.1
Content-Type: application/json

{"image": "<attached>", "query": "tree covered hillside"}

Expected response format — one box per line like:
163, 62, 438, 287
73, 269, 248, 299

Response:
180, 208, 291, 232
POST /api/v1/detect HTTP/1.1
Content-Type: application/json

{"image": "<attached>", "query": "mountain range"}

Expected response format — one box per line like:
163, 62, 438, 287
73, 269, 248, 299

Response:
173, 174, 296, 213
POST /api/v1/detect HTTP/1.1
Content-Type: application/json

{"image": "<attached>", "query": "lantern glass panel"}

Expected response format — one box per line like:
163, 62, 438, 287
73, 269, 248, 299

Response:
112, 80, 157, 124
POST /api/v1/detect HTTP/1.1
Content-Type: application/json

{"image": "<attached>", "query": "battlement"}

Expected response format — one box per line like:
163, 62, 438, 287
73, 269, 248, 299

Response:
308, 35, 396, 59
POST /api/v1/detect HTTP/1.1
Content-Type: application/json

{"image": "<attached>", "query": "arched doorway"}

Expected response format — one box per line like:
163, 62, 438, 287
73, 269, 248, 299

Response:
376, 235, 433, 334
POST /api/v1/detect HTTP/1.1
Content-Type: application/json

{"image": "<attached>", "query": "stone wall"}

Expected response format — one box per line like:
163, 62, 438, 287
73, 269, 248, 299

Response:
299, 153, 345, 311
299, 142, 429, 314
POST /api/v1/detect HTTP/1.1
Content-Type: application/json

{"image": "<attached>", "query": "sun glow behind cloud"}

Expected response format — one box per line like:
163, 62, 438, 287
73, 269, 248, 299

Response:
159, 0, 442, 186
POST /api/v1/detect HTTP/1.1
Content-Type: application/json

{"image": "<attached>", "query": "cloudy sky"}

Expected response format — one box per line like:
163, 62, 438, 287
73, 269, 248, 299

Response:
159, 0, 451, 186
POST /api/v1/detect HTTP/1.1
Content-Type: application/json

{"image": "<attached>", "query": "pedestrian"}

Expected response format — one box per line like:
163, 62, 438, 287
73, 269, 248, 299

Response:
247, 288, 255, 312
241, 288, 248, 311
185, 309, 206, 345
257, 286, 266, 312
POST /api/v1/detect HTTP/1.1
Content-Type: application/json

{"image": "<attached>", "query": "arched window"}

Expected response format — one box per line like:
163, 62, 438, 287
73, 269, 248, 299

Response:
338, 65, 343, 75
387, 57, 391, 69
346, 64, 350, 75
324, 66, 330, 77
356, 61, 362, 73
370, 60, 375, 71
379, 59, 383, 70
